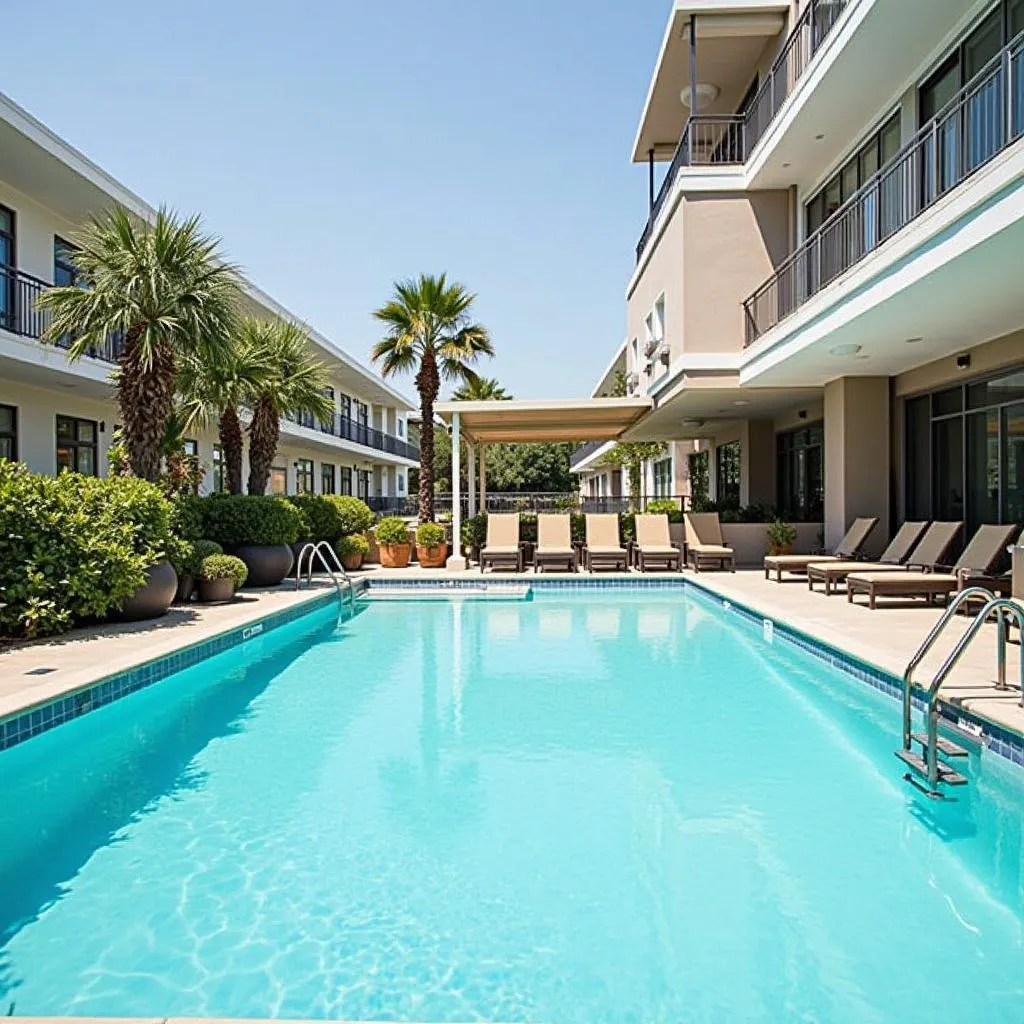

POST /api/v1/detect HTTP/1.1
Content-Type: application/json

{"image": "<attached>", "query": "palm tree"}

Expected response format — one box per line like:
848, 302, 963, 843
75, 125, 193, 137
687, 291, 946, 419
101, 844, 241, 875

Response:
37, 206, 240, 482
452, 375, 510, 401
246, 319, 333, 495
178, 318, 271, 493
372, 274, 493, 522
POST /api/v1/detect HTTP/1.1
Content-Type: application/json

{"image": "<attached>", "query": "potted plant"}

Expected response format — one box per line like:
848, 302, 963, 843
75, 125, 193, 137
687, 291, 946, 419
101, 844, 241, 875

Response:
416, 522, 448, 568
336, 533, 370, 571
172, 538, 223, 603
766, 519, 798, 556
376, 516, 411, 568
196, 553, 248, 604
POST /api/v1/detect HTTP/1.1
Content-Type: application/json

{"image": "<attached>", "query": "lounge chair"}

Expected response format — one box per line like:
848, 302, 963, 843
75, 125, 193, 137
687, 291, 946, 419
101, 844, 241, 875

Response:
684, 512, 734, 572
846, 523, 1018, 609
583, 513, 628, 571
534, 513, 576, 573
806, 521, 931, 594
479, 512, 524, 572
633, 513, 681, 572
763, 516, 878, 583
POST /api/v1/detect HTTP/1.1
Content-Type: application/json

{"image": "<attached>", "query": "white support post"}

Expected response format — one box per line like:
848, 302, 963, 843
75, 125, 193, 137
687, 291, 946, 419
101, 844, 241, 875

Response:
468, 443, 477, 517
446, 412, 467, 571
479, 444, 487, 513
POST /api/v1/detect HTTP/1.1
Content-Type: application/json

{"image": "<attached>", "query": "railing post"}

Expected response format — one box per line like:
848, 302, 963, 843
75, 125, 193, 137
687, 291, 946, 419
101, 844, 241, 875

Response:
1003, 46, 1013, 147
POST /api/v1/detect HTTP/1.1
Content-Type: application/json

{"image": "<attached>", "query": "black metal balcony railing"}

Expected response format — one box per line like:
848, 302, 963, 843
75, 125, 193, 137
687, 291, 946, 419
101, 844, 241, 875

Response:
744, 33, 1024, 344
285, 410, 420, 461
637, 0, 853, 262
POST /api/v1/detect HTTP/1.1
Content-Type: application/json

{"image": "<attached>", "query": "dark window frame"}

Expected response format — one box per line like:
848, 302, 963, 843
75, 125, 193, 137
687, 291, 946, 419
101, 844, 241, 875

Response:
340, 466, 353, 496
295, 458, 314, 494
212, 443, 226, 493
715, 441, 741, 509
55, 414, 98, 476
321, 462, 336, 495
0, 403, 17, 460
776, 422, 825, 522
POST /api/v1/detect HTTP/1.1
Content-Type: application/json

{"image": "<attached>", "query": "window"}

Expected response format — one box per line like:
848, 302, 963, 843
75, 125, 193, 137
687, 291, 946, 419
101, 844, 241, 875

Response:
320, 386, 336, 432
54, 237, 76, 287
182, 439, 198, 458
321, 462, 336, 495
270, 464, 287, 495
212, 444, 226, 493
356, 469, 370, 500
56, 415, 98, 476
715, 441, 741, 509
397, 474, 405, 494
339, 394, 352, 421
340, 466, 353, 495
0, 205, 14, 331
397, 419, 405, 437
653, 457, 672, 497
0, 404, 16, 460
294, 458, 314, 494
776, 423, 824, 522
688, 450, 709, 505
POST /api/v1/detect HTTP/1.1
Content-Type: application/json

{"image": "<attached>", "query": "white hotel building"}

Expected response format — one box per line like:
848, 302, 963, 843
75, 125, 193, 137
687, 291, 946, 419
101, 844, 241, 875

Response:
0, 93, 417, 507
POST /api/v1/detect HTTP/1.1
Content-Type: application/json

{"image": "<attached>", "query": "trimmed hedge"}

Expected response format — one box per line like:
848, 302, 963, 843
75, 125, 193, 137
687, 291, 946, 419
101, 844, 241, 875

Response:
0, 463, 176, 639
200, 494, 304, 547
336, 533, 370, 557
416, 522, 446, 548
327, 496, 375, 536
200, 553, 248, 586
376, 516, 410, 545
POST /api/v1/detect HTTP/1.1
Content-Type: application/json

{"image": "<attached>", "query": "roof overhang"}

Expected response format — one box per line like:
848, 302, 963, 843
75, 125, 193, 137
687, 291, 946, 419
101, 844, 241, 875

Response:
435, 397, 653, 445
632, 1, 787, 163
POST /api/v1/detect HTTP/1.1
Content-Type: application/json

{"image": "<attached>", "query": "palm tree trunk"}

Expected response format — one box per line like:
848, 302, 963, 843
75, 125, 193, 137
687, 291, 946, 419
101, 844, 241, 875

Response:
118, 326, 175, 482
415, 352, 440, 523
219, 404, 244, 494
247, 394, 279, 495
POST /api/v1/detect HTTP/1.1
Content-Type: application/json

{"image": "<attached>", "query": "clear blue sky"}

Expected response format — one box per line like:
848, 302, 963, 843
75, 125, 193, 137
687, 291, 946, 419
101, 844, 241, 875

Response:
4, 0, 666, 400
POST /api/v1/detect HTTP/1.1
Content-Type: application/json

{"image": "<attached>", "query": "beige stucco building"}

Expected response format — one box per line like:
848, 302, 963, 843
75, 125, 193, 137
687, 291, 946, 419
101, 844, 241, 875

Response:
0, 93, 416, 508
576, 0, 1024, 554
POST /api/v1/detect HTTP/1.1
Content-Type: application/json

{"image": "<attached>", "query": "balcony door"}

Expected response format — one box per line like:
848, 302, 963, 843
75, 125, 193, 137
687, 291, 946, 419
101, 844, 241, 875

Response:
0, 206, 13, 332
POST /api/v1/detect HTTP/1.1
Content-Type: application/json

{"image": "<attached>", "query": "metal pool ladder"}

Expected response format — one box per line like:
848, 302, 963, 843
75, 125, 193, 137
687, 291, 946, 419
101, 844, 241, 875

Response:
897, 586, 1024, 798
294, 541, 356, 619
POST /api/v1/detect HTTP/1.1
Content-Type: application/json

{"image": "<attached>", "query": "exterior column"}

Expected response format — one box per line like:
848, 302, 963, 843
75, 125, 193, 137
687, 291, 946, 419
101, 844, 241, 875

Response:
478, 444, 487, 512
468, 443, 477, 516
742, 420, 775, 507
446, 412, 467, 571
823, 377, 891, 555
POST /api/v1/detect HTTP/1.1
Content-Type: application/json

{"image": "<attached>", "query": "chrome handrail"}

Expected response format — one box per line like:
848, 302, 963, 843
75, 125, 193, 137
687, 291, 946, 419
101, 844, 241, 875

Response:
294, 541, 356, 617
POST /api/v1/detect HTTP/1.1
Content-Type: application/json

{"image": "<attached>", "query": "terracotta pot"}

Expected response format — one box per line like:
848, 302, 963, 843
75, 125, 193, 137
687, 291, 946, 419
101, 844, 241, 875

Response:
235, 543, 294, 587
115, 562, 178, 621
769, 542, 793, 556
341, 552, 363, 571
379, 542, 411, 569
416, 543, 448, 569
174, 572, 195, 604
365, 530, 381, 564
197, 576, 236, 604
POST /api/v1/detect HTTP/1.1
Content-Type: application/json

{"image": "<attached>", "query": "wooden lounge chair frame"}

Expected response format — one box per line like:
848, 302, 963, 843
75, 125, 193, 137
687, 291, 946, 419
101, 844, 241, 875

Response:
764, 516, 878, 582
684, 513, 735, 572
806, 521, 929, 594
583, 514, 629, 571
633, 513, 681, 572
534, 513, 577, 573
479, 513, 524, 573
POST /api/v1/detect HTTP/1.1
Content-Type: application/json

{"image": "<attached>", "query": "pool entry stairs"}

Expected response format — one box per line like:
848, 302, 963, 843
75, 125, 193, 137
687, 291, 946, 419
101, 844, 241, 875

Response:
896, 587, 1024, 798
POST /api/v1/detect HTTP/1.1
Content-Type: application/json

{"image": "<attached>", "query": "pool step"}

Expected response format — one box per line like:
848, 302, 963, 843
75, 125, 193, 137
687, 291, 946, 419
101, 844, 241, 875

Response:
894, 749, 969, 788
910, 732, 969, 758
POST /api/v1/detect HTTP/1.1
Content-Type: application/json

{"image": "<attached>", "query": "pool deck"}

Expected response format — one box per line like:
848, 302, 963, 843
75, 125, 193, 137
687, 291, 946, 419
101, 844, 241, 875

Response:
1, 565, 1021, 744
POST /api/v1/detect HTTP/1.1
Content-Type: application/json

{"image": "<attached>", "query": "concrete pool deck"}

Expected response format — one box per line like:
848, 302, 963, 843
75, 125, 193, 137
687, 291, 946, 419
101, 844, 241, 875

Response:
1, 565, 1021, 745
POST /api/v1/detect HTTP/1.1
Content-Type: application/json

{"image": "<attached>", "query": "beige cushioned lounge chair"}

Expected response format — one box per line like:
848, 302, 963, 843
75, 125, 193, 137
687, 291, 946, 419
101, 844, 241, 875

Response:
583, 513, 628, 571
846, 523, 1018, 608
535, 513, 576, 573
764, 516, 878, 582
634, 514, 681, 572
806, 520, 931, 594
684, 513, 734, 572
479, 513, 523, 572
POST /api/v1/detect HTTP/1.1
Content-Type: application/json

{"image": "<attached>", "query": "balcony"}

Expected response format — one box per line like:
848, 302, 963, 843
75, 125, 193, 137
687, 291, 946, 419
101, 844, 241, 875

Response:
569, 439, 612, 471
744, 33, 1024, 344
285, 411, 420, 462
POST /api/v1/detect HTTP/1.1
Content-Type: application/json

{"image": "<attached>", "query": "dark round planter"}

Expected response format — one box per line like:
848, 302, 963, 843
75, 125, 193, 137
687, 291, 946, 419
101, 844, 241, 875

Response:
174, 572, 195, 604
236, 543, 294, 588
197, 576, 236, 604
116, 561, 178, 621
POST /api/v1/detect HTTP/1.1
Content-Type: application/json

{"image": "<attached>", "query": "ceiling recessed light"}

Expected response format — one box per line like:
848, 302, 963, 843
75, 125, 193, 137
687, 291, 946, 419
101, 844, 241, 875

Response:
904, 336, 923, 345
681, 418, 705, 429
829, 343, 862, 357
814, 133, 825, 140
732, 400, 750, 407
782, 162, 791, 168
680, 83, 720, 110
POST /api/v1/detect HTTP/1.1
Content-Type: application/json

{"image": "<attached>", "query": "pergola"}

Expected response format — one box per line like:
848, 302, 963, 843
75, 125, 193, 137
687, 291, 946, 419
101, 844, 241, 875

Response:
435, 397, 653, 570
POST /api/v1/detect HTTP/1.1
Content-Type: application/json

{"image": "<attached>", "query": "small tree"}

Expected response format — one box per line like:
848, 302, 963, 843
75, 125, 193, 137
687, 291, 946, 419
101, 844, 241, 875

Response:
600, 441, 667, 510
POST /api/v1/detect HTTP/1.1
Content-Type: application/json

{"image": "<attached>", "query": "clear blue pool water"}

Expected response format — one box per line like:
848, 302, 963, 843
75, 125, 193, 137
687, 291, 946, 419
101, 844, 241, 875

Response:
1, 588, 1023, 1022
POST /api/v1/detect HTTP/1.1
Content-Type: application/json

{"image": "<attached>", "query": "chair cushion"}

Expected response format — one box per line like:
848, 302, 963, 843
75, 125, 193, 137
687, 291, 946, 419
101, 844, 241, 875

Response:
482, 546, 521, 555
691, 544, 733, 556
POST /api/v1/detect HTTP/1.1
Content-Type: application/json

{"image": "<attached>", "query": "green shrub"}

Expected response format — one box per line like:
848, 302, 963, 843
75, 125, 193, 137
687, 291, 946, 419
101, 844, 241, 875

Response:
646, 499, 683, 523
171, 494, 206, 541
461, 513, 488, 549
184, 539, 223, 575
0, 464, 175, 639
336, 533, 370, 557
376, 516, 410, 545
201, 494, 304, 546
518, 512, 538, 544
766, 519, 798, 548
416, 522, 446, 548
326, 495, 374, 536
199, 553, 248, 586
287, 494, 342, 542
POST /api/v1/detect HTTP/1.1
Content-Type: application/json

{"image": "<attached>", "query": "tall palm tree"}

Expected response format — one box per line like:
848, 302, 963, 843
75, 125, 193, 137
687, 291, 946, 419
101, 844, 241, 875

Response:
178, 318, 271, 493
372, 274, 493, 522
37, 206, 240, 482
452, 375, 510, 401
246, 319, 333, 495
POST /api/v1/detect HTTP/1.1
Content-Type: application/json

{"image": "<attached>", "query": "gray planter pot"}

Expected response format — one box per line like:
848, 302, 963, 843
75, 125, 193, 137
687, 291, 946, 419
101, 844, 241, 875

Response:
174, 572, 195, 604
236, 543, 294, 588
116, 561, 178, 621
197, 576, 235, 604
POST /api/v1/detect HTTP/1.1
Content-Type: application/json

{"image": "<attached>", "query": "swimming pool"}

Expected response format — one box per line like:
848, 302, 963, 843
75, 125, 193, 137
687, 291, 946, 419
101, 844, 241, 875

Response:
1, 586, 1023, 1022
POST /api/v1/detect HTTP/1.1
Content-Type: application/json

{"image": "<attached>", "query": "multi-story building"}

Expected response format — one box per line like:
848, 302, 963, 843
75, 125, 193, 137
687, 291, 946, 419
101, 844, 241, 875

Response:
598, 0, 1024, 550
0, 92, 417, 506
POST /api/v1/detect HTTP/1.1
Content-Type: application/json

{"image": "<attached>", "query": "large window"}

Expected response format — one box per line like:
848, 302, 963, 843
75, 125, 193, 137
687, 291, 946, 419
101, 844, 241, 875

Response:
905, 366, 1024, 538
270, 464, 287, 496
653, 457, 672, 497
0, 205, 14, 331
54, 237, 76, 287
212, 444, 226, 493
688, 450, 709, 505
715, 441, 741, 509
321, 386, 336, 432
0, 404, 16, 460
340, 466, 353, 496
776, 423, 824, 522
356, 469, 370, 501
295, 458, 314, 494
56, 415, 98, 476
321, 462, 336, 495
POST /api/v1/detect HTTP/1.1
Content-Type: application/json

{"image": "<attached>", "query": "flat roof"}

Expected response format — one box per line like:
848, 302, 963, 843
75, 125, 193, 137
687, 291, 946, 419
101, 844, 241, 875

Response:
435, 397, 653, 444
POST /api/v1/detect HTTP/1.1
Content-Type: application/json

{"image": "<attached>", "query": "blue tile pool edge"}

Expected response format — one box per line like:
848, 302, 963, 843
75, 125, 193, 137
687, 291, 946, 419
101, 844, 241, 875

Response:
0, 588, 343, 753
362, 575, 1024, 768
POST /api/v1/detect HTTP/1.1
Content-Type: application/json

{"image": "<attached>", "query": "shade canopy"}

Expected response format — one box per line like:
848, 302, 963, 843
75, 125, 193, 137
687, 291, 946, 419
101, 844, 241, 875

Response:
435, 397, 653, 445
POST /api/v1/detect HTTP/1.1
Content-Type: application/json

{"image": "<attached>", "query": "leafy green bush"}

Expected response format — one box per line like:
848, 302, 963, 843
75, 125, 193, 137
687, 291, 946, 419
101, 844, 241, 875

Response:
766, 519, 798, 549
336, 533, 370, 557
287, 494, 343, 542
184, 539, 223, 575
416, 522, 446, 548
376, 516, 410, 545
461, 513, 488, 549
199, 553, 248, 586
326, 495, 374, 536
0, 464, 175, 639
201, 494, 304, 546
646, 499, 684, 522
171, 494, 206, 541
